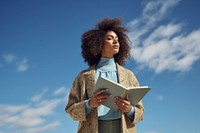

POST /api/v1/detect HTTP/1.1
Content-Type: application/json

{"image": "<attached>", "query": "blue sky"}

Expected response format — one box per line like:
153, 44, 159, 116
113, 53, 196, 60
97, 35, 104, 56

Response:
0, 0, 200, 133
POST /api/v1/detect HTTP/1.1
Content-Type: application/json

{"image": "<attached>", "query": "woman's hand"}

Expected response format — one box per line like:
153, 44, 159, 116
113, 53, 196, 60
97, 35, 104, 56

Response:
115, 95, 132, 113
89, 88, 111, 108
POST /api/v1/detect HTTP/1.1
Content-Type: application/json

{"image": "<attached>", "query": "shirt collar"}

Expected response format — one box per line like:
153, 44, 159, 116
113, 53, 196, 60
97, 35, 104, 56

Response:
96, 57, 116, 71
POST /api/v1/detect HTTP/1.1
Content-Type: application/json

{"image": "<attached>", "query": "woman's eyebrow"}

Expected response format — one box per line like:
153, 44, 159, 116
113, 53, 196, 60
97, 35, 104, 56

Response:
105, 35, 118, 38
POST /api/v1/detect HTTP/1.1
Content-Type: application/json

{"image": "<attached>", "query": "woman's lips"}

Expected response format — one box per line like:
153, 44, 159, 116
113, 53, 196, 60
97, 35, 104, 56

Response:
113, 44, 119, 49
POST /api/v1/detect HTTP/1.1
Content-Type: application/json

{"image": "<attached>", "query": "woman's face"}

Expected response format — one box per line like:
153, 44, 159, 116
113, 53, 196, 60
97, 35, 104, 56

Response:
102, 30, 120, 58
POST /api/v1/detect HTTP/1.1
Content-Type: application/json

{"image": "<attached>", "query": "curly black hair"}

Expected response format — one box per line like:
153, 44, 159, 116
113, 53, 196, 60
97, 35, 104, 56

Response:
81, 18, 131, 66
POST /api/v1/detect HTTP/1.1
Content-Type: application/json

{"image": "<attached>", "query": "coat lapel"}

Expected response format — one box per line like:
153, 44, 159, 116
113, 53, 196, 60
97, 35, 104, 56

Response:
116, 63, 126, 85
84, 66, 96, 98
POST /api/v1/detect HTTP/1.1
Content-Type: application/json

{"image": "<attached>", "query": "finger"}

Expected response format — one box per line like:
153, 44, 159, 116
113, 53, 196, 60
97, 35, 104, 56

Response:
95, 92, 110, 100
115, 97, 131, 112
96, 95, 111, 106
94, 88, 108, 96
97, 94, 111, 100
125, 95, 130, 101
97, 99, 102, 103
115, 101, 127, 111
96, 98, 108, 106
116, 96, 129, 103
115, 97, 130, 105
122, 99, 131, 106
115, 97, 125, 103
115, 97, 124, 106
116, 100, 130, 111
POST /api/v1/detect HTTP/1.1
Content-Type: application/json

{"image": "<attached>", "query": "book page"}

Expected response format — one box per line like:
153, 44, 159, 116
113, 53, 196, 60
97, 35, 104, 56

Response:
93, 77, 150, 111
127, 86, 150, 106
93, 77, 127, 111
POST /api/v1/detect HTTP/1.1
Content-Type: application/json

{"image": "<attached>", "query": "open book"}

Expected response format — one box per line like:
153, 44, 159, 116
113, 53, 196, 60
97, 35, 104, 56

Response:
93, 77, 150, 111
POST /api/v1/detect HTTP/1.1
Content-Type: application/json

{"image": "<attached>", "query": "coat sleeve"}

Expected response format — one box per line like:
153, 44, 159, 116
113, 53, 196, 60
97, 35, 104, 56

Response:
65, 73, 88, 121
127, 71, 144, 124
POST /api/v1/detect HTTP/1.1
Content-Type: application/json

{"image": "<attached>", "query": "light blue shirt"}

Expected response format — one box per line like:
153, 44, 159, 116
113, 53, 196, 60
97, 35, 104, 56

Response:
85, 57, 134, 120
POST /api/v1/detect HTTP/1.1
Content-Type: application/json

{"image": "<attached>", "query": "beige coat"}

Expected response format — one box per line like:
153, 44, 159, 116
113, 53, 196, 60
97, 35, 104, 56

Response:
66, 64, 144, 133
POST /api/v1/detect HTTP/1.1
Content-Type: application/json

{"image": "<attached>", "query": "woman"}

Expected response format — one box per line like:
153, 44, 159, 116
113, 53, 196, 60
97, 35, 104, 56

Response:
65, 18, 144, 133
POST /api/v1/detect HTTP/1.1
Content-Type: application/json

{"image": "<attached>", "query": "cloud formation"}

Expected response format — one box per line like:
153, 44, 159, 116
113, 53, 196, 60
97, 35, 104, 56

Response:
54, 86, 67, 96
156, 95, 164, 101
25, 121, 60, 133
127, 0, 200, 73
16, 57, 29, 72
2, 54, 17, 64
0, 87, 67, 133
1, 53, 30, 72
31, 88, 48, 103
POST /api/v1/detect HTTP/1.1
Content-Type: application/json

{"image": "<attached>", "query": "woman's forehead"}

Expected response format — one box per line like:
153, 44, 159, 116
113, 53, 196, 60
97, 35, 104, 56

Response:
105, 30, 118, 37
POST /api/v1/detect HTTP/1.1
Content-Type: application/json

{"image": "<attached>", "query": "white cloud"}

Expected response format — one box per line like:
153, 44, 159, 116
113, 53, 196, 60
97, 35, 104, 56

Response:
2, 54, 17, 64
127, 0, 200, 73
31, 88, 48, 103
9, 99, 62, 128
0, 104, 29, 114
0, 88, 64, 133
25, 121, 60, 133
156, 95, 164, 101
54, 86, 67, 96
127, 0, 181, 46
1, 53, 30, 72
16, 58, 29, 72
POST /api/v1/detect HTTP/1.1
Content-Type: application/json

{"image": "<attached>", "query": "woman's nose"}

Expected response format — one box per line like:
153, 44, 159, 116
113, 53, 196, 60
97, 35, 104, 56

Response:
113, 38, 118, 44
